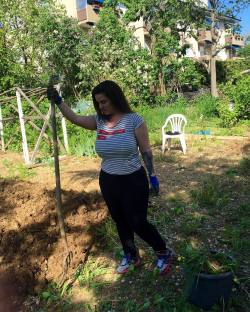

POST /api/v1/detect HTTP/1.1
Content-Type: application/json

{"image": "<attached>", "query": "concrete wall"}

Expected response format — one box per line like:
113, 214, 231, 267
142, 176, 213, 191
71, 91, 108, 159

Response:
59, 0, 78, 19
129, 18, 146, 48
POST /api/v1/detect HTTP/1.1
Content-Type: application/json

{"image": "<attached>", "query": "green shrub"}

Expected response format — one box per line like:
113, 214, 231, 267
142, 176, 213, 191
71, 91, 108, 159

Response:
193, 94, 219, 118
67, 121, 96, 157
218, 97, 237, 127
220, 76, 250, 124
217, 59, 250, 83
239, 158, 250, 176
153, 92, 178, 106
232, 76, 250, 120
238, 44, 250, 59
164, 58, 206, 92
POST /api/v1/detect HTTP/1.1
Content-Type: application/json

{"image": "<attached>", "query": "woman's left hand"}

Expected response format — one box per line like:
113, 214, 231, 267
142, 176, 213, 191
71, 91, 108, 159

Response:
149, 175, 160, 195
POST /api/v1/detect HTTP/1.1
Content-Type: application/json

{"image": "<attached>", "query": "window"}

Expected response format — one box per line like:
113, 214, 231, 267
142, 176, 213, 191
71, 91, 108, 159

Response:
76, 0, 87, 10
87, 0, 104, 4
76, 0, 104, 10
226, 46, 240, 58
199, 43, 212, 56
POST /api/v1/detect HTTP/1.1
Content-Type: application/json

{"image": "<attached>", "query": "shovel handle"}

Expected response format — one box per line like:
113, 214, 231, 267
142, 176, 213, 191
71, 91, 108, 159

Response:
50, 99, 68, 246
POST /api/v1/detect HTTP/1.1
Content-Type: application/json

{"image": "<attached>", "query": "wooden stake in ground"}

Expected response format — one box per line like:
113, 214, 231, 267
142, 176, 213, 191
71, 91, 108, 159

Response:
0, 104, 5, 151
16, 89, 30, 165
50, 86, 73, 274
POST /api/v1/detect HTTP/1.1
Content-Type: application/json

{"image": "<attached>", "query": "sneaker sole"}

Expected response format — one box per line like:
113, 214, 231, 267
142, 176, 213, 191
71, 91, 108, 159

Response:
117, 258, 141, 274
160, 255, 173, 276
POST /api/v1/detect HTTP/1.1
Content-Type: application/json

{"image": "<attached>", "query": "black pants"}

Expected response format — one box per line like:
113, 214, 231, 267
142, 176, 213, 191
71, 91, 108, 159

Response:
99, 166, 166, 257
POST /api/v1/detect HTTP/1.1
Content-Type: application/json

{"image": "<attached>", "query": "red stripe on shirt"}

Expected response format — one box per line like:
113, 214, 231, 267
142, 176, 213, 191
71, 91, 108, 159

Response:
97, 135, 106, 140
98, 129, 126, 135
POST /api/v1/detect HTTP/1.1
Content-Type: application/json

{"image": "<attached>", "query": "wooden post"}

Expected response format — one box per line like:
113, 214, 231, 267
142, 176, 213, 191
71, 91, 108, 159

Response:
61, 116, 69, 154
17, 87, 66, 153
10, 103, 52, 146
0, 105, 5, 151
31, 107, 51, 163
16, 89, 30, 165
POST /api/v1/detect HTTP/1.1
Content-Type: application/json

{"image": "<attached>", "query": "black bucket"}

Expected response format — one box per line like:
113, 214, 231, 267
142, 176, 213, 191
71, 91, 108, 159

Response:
188, 271, 233, 310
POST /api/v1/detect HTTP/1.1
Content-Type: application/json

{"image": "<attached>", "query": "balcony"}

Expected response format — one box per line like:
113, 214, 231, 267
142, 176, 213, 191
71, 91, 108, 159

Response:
225, 34, 244, 47
198, 30, 212, 43
77, 4, 100, 28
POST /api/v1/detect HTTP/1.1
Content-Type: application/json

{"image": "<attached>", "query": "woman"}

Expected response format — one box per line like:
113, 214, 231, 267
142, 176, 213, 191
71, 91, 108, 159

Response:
47, 80, 173, 275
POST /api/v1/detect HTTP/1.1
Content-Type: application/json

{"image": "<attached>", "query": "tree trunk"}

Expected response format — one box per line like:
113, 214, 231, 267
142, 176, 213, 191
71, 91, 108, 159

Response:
159, 71, 166, 95
210, 10, 218, 97
210, 56, 218, 97
151, 33, 166, 96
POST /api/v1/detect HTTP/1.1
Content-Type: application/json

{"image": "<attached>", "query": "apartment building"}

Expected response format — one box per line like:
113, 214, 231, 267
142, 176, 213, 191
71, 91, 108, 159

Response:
59, 0, 151, 48
184, 23, 244, 61
59, 0, 244, 60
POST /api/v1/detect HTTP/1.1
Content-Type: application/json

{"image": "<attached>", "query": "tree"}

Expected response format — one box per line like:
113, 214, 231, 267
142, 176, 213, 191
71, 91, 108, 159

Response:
0, 0, 85, 97
115, 0, 250, 97
78, 6, 154, 104
206, 0, 250, 97
238, 44, 250, 59
117, 0, 205, 96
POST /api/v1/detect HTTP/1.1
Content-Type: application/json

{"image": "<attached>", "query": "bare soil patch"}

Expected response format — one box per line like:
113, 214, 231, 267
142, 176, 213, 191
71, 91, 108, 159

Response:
0, 154, 107, 310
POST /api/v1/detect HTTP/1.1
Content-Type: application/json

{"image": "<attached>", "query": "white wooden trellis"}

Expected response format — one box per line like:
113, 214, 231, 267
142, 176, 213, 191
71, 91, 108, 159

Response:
0, 87, 69, 165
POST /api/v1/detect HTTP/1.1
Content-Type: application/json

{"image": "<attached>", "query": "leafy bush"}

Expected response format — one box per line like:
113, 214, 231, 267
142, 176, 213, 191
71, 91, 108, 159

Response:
220, 75, 250, 125
163, 58, 206, 92
153, 93, 179, 106
193, 94, 219, 118
218, 97, 237, 127
237, 44, 250, 59
67, 119, 96, 157
217, 59, 250, 83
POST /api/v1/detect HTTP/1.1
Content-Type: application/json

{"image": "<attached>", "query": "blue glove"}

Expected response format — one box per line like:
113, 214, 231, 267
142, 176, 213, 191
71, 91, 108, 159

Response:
149, 175, 160, 195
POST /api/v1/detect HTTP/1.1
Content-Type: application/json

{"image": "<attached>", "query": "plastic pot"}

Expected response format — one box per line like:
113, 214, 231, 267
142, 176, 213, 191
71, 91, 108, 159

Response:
188, 271, 233, 311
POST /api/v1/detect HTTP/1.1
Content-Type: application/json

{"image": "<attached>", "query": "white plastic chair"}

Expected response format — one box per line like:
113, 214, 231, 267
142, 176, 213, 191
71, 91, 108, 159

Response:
162, 114, 187, 154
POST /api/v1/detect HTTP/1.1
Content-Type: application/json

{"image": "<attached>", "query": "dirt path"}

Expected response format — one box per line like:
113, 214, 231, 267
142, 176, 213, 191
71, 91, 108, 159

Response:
0, 135, 249, 311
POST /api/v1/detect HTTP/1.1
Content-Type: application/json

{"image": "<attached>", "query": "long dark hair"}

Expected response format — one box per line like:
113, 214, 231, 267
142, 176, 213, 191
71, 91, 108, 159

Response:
92, 80, 132, 117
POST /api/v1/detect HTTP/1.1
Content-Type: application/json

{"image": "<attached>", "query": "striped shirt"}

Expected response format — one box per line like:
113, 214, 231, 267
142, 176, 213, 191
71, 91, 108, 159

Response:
95, 113, 144, 175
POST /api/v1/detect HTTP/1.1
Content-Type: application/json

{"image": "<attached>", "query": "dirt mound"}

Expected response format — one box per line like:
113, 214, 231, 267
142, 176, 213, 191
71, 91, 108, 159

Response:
0, 178, 107, 308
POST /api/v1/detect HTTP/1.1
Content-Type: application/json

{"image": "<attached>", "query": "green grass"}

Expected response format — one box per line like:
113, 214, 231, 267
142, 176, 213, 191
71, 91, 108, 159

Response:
2, 159, 36, 179
190, 175, 229, 209
95, 217, 119, 251
134, 99, 250, 146
75, 257, 110, 291
239, 157, 250, 175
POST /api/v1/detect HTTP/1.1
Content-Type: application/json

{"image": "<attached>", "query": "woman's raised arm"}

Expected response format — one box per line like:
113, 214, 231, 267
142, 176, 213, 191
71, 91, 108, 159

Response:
58, 102, 96, 130
47, 87, 96, 130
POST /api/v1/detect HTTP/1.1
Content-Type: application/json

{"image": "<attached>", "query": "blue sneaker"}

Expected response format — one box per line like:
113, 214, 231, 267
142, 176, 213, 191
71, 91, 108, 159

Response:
155, 249, 173, 275
116, 253, 141, 274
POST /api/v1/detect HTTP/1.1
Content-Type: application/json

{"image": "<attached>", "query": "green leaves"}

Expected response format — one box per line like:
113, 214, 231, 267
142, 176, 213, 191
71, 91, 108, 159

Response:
77, 6, 154, 103
0, 0, 85, 97
220, 75, 250, 125
163, 58, 206, 92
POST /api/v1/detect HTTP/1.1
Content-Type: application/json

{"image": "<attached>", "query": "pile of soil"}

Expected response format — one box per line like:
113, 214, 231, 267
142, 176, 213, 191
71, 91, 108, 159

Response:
0, 178, 107, 310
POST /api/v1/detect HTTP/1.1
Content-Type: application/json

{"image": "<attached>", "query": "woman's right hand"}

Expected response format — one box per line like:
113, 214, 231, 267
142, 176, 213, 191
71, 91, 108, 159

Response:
150, 175, 160, 195
47, 86, 62, 105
